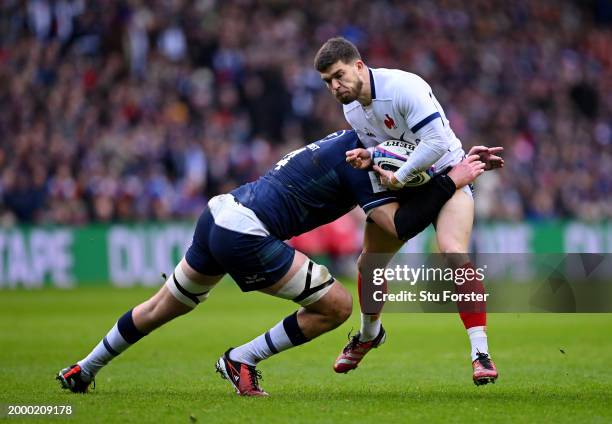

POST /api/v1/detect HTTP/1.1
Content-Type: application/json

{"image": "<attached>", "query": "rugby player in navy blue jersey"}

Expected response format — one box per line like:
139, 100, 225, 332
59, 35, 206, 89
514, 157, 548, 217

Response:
57, 130, 486, 397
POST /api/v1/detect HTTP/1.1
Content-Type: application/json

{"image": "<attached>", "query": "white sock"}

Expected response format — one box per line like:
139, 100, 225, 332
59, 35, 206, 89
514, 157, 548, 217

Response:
359, 314, 381, 342
78, 324, 128, 377
230, 312, 308, 365
467, 326, 489, 361
78, 310, 147, 377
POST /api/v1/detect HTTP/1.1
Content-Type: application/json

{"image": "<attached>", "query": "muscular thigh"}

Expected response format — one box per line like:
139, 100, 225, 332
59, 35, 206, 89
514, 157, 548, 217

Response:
435, 187, 474, 257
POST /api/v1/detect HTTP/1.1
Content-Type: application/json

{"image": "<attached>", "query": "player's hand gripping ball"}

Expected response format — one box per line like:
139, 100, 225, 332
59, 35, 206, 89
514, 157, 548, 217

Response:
372, 140, 433, 187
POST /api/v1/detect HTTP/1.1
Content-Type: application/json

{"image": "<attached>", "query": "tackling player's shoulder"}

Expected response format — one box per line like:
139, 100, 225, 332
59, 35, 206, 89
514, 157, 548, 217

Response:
311, 129, 362, 169
315, 129, 360, 152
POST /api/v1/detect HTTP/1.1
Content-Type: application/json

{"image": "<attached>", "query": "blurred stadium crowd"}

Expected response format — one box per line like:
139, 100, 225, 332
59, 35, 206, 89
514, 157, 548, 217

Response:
0, 0, 610, 227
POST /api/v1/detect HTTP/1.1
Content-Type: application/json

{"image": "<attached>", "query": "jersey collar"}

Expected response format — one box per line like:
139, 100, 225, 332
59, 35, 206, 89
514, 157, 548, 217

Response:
368, 68, 376, 100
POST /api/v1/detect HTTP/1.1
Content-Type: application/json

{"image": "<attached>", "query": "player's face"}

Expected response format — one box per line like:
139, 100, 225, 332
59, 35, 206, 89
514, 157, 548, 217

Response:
320, 60, 363, 105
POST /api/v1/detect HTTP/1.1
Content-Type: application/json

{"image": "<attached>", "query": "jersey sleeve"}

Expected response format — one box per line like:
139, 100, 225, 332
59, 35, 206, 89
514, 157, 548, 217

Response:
393, 117, 453, 184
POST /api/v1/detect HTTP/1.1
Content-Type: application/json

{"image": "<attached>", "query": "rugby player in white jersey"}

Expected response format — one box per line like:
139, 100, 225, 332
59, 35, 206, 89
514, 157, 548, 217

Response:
315, 37, 503, 385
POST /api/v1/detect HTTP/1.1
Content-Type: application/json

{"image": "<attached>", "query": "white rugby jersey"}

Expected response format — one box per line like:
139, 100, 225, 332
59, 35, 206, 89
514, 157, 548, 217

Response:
343, 67, 464, 175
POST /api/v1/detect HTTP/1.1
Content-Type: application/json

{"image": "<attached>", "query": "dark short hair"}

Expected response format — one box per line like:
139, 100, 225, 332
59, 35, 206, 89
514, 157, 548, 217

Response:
314, 37, 361, 72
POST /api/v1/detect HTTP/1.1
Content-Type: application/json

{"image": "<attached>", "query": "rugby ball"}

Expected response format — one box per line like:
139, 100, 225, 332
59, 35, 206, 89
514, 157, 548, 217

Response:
372, 140, 432, 187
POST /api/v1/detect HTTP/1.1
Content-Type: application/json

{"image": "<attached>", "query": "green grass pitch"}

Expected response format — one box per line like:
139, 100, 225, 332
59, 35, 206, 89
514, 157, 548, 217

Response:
1, 281, 611, 423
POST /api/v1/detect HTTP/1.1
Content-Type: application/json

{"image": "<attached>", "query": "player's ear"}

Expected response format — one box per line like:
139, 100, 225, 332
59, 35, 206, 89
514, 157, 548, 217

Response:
354, 60, 365, 71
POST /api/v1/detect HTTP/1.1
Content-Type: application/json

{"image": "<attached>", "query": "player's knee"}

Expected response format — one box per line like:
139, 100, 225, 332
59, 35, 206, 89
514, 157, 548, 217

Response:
438, 241, 470, 267
438, 243, 463, 255
333, 290, 353, 324
320, 286, 352, 327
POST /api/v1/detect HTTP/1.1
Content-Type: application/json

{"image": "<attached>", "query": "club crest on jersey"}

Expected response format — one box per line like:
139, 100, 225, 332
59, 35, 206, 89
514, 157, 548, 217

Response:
384, 114, 397, 129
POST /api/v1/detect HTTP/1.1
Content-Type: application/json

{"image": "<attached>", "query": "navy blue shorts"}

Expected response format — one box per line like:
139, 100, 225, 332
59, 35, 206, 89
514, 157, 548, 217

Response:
185, 208, 295, 292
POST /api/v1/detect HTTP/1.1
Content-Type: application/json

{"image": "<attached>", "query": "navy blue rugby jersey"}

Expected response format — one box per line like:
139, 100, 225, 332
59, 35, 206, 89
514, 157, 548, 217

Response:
231, 130, 398, 240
